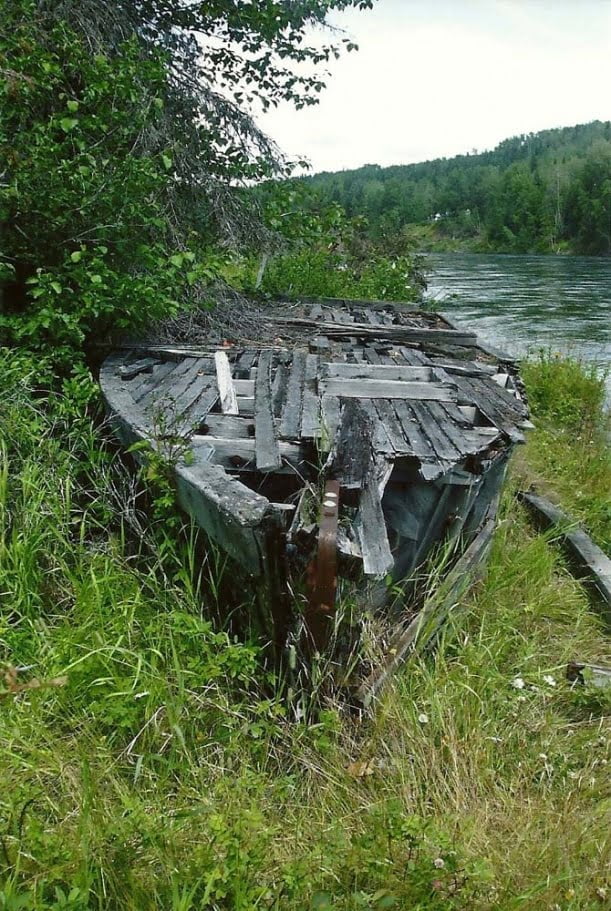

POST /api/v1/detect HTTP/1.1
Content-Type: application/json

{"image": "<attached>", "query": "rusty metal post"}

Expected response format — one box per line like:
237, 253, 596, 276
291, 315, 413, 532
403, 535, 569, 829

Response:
304, 480, 340, 653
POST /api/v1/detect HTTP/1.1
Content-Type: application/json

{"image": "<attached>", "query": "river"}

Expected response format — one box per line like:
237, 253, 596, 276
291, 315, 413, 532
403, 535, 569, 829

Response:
426, 253, 611, 398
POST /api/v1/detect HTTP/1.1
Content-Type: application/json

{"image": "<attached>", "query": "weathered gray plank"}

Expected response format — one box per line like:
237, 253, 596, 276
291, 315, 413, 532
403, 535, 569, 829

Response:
271, 363, 288, 418
392, 400, 438, 462
519, 492, 611, 617
279, 348, 307, 439
119, 357, 158, 380
133, 360, 180, 402
191, 436, 306, 474
363, 346, 382, 365
300, 354, 320, 439
235, 348, 257, 378
396, 346, 431, 367
567, 662, 611, 689
215, 351, 239, 415
175, 454, 270, 574
358, 517, 496, 707
355, 472, 394, 576
272, 316, 478, 347
409, 400, 462, 461
322, 377, 456, 402
359, 399, 394, 454
426, 401, 478, 455
372, 399, 410, 452
254, 349, 282, 472
320, 395, 341, 450
323, 363, 433, 382
331, 399, 373, 488
175, 382, 220, 435
139, 357, 197, 405
198, 414, 254, 439
172, 369, 217, 418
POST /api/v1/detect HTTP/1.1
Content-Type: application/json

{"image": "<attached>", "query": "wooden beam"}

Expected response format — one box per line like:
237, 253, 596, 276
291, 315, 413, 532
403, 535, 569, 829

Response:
323, 363, 434, 382
357, 516, 496, 707
254, 349, 282, 472
322, 378, 457, 402
519, 492, 611, 619
272, 316, 478, 347
279, 348, 307, 439
215, 350, 239, 415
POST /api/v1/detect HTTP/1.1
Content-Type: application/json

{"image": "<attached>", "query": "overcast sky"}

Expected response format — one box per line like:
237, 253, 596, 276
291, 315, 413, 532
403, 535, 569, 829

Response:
258, 0, 611, 174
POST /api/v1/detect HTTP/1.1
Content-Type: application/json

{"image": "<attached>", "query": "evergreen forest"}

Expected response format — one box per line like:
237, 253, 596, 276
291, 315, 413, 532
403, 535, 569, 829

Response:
301, 121, 611, 255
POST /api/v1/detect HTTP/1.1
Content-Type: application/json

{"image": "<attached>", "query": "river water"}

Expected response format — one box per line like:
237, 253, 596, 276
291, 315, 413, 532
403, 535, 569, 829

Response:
426, 253, 611, 397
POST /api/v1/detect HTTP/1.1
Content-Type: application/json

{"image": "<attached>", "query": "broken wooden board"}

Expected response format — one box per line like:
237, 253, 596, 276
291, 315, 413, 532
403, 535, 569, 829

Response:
254, 348, 282, 472
323, 363, 435, 382
279, 348, 307, 439
357, 516, 496, 707
175, 455, 271, 574
519, 491, 611, 620
321, 378, 457, 402
567, 661, 611, 689
354, 459, 394, 577
215, 350, 239, 415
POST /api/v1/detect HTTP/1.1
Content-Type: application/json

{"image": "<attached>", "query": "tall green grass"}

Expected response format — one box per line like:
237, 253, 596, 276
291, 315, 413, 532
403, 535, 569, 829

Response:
0, 350, 609, 909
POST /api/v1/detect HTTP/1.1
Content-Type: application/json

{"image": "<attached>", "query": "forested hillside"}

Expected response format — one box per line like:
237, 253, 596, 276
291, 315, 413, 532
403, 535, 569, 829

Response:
303, 121, 611, 255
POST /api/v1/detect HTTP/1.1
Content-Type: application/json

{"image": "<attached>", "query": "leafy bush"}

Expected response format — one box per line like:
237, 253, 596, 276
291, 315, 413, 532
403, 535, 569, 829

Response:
250, 185, 427, 302
0, 6, 218, 362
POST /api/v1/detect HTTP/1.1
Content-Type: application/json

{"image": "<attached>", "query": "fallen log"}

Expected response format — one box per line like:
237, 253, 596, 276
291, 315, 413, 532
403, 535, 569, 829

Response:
518, 491, 611, 622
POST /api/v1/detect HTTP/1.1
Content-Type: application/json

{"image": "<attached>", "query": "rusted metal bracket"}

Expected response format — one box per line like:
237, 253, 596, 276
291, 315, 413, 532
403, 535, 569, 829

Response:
304, 480, 340, 653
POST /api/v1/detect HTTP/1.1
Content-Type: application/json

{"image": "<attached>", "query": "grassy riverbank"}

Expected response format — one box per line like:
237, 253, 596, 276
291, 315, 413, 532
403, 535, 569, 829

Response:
0, 350, 609, 910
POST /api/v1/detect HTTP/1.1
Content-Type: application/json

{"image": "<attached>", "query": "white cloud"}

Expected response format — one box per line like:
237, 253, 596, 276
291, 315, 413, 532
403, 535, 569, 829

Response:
257, 0, 611, 173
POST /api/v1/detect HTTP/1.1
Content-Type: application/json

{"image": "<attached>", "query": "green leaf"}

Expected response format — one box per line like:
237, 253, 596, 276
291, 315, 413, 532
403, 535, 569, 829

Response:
169, 254, 184, 268
51, 281, 62, 295
59, 117, 78, 132
90, 274, 102, 284
161, 154, 172, 170
66, 99, 79, 112
70, 251, 82, 263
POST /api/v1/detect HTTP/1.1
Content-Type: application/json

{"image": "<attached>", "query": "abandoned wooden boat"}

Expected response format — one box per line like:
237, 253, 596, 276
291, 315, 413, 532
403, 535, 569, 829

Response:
100, 297, 530, 677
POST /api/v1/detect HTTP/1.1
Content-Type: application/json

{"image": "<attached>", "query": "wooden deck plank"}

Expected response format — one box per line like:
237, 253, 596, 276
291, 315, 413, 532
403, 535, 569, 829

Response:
119, 357, 158, 380
320, 395, 341, 449
322, 377, 457, 402
139, 357, 196, 405
409, 400, 462, 461
392, 401, 438, 462
372, 399, 410, 452
235, 348, 257, 378
396, 346, 431, 366
175, 382, 220, 435
279, 348, 307, 439
300, 354, 320, 439
254, 348, 282, 472
215, 350, 239, 415
355, 470, 394, 576
272, 316, 478, 347
133, 360, 180, 402
519, 492, 611, 617
359, 399, 394, 454
331, 399, 373, 488
427, 401, 479, 455
323, 363, 434, 382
